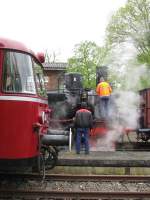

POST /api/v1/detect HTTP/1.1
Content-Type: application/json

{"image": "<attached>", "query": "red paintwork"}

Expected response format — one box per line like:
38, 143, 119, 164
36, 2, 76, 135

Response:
90, 127, 108, 137
0, 38, 48, 164
90, 120, 108, 137
0, 37, 33, 54
0, 100, 47, 159
0, 37, 41, 63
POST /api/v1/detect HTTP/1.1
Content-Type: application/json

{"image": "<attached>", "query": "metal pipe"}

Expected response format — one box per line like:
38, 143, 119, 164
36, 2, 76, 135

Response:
69, 128, 72, 152
41, 134, 69, 146
47, 129, 69, 135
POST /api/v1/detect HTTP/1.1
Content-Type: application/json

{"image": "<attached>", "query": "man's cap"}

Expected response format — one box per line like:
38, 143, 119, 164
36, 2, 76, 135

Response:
81, 102, 87, 108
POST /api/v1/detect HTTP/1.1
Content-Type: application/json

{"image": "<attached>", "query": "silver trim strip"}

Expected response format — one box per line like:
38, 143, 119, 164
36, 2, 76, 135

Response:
0, 95, 48, 104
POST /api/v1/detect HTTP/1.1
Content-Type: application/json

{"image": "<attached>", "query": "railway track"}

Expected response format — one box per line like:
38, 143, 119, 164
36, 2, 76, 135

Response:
0, 174, 150, 199
0, 189, 150, 199
1, 173, 150, 181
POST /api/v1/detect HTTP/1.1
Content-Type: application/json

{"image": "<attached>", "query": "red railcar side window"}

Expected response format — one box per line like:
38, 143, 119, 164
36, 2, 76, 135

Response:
32, 59, 47, 98
2, 51, 36, 94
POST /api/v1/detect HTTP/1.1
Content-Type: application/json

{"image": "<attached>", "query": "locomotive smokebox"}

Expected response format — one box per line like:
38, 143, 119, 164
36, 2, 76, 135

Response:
65, 72, 83, 92
41, 129, 69, 146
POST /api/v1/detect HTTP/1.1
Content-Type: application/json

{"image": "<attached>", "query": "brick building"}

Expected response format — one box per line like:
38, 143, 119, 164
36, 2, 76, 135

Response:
43, 62, 67, 91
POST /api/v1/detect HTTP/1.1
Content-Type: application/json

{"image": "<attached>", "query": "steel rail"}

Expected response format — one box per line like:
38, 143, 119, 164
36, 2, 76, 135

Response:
0, 190, 150, 199
1, 173, 150, 182
45, 174, 150, 182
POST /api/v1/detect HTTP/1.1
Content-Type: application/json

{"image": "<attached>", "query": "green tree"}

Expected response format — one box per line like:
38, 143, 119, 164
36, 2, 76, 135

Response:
106, 0, 150, 64
67, 41, 109, 89
105, 0, 150, 89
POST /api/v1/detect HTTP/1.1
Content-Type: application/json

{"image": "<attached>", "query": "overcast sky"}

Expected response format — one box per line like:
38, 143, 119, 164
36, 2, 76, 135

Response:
0, 0, 126, 61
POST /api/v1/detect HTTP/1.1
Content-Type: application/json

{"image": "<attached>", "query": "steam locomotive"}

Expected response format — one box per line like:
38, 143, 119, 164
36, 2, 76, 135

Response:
47, 69, 150, 147
47, 69, 114, 147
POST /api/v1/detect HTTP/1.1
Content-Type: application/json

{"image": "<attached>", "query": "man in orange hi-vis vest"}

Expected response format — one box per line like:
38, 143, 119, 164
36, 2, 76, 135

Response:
96, 77, 112, 119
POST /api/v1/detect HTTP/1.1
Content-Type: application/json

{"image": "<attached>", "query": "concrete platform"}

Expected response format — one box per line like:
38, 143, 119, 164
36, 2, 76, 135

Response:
57, 151, 150, 167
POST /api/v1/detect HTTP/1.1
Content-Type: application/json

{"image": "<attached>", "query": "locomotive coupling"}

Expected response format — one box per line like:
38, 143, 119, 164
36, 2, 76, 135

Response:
41, 129, 70, 146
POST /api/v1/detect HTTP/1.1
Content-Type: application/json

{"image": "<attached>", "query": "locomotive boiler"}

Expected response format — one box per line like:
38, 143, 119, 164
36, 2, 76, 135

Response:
47, 68, 150, 148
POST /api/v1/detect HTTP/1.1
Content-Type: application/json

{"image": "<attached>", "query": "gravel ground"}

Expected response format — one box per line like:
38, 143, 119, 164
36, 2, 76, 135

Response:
0, 179, 150, 193
0, 179, 150, 200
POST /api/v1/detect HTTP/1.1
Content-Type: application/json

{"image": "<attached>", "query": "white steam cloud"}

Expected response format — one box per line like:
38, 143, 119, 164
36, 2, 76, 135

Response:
91, 90, 141, 151
90, 43, 148, 151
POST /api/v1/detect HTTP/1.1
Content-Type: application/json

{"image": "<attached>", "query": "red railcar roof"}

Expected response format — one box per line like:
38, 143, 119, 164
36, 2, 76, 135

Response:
0, 37, 34, 55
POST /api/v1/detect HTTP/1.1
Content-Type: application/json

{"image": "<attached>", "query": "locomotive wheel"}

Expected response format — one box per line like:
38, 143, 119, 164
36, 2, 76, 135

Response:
43, 146, 58, 170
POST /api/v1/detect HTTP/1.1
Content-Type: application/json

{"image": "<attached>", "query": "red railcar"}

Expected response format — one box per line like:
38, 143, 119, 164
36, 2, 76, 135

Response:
0, 38, 51, 171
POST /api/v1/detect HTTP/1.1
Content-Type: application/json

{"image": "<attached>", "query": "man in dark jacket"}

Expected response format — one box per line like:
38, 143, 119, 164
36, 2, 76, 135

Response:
74, 102, 93, 154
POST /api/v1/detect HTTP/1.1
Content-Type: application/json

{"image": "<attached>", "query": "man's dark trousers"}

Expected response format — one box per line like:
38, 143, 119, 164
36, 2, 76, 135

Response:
76, 128, 89, 154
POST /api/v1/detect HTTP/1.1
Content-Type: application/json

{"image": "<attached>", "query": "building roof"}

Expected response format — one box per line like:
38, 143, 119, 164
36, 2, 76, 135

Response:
43, 62, 67, 71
